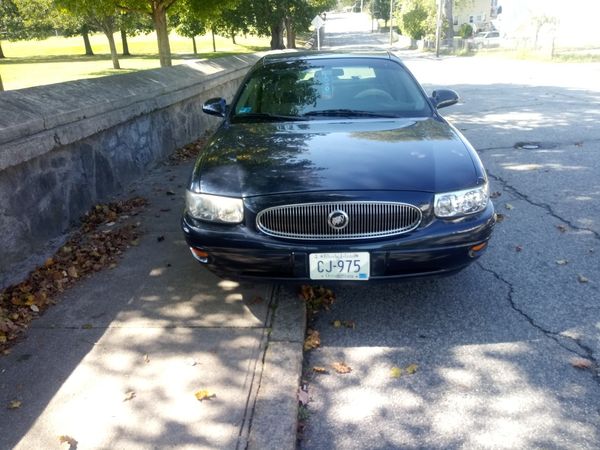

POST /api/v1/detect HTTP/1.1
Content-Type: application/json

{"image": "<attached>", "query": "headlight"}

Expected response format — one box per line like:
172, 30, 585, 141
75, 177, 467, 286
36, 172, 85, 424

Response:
434, 184, 489, 218
186, 191, 244, 223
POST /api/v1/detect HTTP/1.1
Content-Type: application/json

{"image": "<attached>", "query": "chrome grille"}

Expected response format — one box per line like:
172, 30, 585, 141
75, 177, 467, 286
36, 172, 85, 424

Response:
256, 201, 422, 240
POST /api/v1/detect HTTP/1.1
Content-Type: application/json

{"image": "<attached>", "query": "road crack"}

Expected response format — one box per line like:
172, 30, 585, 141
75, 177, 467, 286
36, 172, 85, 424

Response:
477, 262, 599, 379
487, 171, 600, 241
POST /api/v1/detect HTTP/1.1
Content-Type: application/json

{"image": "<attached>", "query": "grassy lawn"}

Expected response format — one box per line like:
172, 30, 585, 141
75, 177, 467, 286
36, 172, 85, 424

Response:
0, 32, 270, 90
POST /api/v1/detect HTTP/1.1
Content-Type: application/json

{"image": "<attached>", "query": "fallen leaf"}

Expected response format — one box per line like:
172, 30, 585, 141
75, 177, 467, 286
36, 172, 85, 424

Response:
332, 362, 352, 374
570, 357, 593, 369
495, 213, 505, 223
505, 203, 514, 210
194, 390, 216, 401
156, 235, 165, 243
29, 305, 39, 313
577, 275, 589, 283
390, 367, 402, 378
490, 191, 501, 199
298, 389, 309, 405
166, 190, 176, 196
406, 364, 418, 375
81, 324, 93, 329
556, 224, 568, 233
332, 320, 342, 328
58, 435, 78, 448
123, 390, 136, 402
555, 259, 568, 265
312, 366, 328, 374
515, 245, 523, 252
130, 239, 140, 246
7, 400, 22, 409
144, 354, 150, 364
304, 329, 321, 351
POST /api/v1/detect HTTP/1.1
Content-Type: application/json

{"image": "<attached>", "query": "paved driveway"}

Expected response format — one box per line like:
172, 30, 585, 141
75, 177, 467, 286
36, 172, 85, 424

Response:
301, 16, 600, 450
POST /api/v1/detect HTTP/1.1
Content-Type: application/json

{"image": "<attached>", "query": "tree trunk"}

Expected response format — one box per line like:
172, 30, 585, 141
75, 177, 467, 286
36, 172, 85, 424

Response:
211, 29, 216, 52
443, 0, 454, 40
0, 73, 4, 91
104, 29, 121, 69
192, 36, 197, 54
121, 28, 130, 56
0, 40, 5, 59
82, 25, 94, 56
152, 5, 172, 67
284, 17, 296, 49
231, 32, 236, 45
270, 22, 285, 50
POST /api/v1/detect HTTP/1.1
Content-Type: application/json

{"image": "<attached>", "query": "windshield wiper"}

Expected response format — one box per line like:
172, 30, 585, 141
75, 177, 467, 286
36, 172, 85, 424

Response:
232, 112, 306, 122
303, 109, 399, 118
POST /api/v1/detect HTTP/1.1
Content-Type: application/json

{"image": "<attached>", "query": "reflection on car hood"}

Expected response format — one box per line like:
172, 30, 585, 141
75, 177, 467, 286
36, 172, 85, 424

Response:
192, 118, 480, 197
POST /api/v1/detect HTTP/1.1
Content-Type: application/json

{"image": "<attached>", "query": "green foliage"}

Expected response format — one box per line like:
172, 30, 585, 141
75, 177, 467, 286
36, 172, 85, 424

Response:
12, 0, 58, 38
1, 0, 26, 40
458, 22, 472, 38
370, 0, 391, 24
396, 0, 435, 40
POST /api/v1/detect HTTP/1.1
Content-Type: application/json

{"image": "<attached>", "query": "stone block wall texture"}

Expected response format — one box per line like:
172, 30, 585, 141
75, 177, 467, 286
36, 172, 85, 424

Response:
0, 54, 260, 289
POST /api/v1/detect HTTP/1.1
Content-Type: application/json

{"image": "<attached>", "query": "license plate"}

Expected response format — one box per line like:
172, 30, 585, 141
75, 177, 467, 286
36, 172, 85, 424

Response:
309, 252, 370, 280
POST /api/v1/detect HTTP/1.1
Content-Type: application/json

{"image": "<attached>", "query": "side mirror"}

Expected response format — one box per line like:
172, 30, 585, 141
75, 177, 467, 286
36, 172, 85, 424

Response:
430, 89, 459, 109
202, 97, 227, 117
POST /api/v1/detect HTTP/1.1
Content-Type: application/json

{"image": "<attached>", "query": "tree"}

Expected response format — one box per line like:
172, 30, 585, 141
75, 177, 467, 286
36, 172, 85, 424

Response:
171, 1, 206, 54
370, 0, 391, 28
56, 0, 122, 69
118, 11, 153, 56
115, 0, 179, 67
396, 0, 436, 40
0, 0, 26, 58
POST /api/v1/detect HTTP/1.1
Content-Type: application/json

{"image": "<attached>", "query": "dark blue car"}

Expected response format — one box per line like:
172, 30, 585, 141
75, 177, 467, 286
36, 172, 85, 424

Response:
182, 52, 495, 281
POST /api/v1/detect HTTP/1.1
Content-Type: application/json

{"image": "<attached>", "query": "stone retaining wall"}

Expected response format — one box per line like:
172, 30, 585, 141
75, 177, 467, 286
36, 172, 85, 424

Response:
0, 54, 260, 288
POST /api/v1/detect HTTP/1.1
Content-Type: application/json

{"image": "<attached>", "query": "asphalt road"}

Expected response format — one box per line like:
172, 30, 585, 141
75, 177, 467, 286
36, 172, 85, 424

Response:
300, 13, 600, 450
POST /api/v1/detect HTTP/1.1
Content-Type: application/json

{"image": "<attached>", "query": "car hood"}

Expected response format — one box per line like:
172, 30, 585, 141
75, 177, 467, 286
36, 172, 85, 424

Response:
191, 118, 481, 197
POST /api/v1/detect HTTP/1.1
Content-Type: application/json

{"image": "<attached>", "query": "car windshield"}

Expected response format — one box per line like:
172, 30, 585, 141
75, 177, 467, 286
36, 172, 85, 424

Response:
231, 58, 432, 122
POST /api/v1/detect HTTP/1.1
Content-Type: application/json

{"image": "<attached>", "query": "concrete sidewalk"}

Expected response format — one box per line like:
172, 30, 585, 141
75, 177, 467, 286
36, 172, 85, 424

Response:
0, 159, 305, 449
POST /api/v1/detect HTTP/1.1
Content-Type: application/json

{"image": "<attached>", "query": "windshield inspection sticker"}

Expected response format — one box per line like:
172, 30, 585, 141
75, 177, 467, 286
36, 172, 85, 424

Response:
239, 106, 252, 113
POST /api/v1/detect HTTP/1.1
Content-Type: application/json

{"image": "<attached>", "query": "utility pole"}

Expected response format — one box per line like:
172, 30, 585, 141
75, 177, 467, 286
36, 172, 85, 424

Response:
435, 0, 442, 57
389, 0, 394, 46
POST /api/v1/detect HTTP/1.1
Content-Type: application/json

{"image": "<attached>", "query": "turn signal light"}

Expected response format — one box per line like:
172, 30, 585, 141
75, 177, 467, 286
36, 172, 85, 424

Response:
190, 247, 209, 263
469, 242, 487, 258
470, 242, 487, 252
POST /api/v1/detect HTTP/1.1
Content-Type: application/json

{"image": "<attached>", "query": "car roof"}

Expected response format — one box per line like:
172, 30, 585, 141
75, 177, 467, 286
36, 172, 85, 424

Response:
259, 51, 397, 66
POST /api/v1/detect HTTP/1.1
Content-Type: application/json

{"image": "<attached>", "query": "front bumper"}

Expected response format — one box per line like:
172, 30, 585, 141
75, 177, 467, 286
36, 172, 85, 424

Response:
181, 202, 495, 281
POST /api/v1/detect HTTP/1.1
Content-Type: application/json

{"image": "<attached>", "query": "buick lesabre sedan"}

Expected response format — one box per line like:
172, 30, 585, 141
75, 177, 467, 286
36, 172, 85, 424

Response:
181, 52, 495, 281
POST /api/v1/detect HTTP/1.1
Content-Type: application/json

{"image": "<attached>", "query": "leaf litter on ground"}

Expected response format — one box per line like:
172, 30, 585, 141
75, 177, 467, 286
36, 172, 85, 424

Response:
332, 362, 352, 374
0, 197, 147, 352
304, 329, 321, 351
194, 390, 216, 401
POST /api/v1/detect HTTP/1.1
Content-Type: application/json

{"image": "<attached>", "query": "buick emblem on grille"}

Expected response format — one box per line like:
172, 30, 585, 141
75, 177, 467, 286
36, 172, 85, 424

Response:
328, 210, 349, 230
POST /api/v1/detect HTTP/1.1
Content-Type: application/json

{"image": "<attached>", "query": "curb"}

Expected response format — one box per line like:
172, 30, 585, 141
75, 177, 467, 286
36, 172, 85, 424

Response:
247, 286, 306, 450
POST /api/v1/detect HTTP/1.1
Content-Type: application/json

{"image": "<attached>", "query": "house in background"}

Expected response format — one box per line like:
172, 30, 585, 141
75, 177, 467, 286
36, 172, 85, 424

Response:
453, 0, 500, 35
453, 0, 600, 49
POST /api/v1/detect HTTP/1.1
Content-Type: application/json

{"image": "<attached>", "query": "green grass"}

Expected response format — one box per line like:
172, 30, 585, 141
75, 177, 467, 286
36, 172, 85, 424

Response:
0, 32, 270, 90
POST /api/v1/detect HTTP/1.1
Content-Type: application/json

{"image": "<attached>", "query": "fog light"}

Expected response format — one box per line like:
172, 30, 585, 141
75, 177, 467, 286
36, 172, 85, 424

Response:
190, 247, 209, 263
